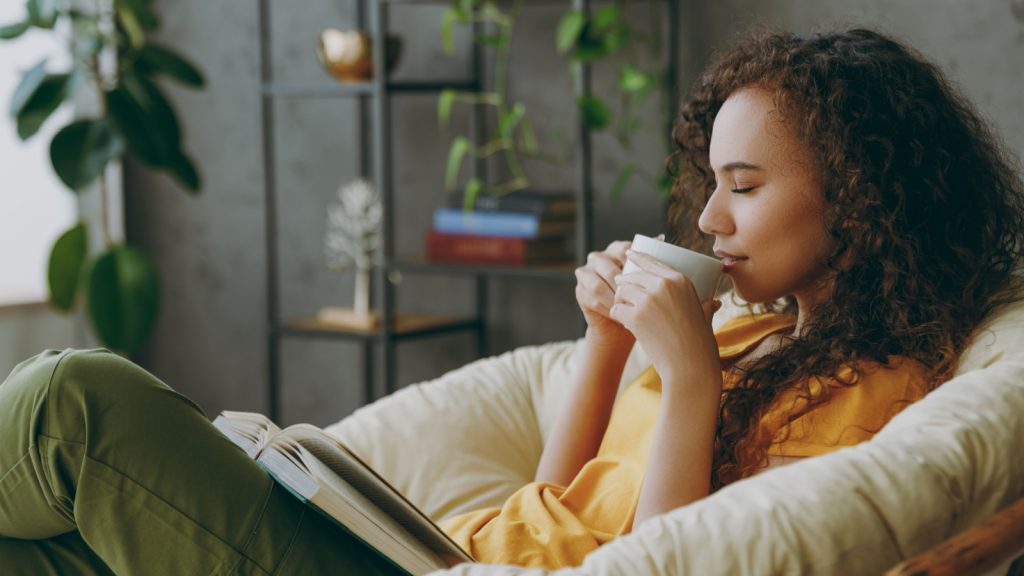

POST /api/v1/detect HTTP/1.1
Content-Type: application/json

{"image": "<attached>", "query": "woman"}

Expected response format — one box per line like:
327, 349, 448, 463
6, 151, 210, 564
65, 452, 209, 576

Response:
438, 27, 1024, 567
1, 28, 1022, 574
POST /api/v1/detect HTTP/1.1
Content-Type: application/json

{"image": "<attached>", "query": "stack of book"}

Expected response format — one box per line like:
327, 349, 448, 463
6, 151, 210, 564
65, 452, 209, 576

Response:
425, 191, 576, 266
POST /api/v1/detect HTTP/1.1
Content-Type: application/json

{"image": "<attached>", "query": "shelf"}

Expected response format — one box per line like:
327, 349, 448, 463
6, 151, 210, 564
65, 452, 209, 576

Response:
277, 313, 481, 341
261, 80, 479, 99
390, 258, 577, 280
382, 0, 669, 4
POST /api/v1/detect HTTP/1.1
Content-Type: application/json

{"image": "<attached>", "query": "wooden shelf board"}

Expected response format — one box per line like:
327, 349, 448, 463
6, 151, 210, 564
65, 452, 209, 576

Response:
261, 80, 477, 98
279, 313, 478, 339
391, 258, 578, 279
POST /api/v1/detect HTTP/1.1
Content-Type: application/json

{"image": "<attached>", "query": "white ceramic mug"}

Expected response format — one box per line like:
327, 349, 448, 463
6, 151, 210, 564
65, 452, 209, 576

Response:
622, 233, 723, 301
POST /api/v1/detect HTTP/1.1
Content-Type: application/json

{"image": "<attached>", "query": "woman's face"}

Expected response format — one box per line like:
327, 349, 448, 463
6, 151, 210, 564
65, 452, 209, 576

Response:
698, 87, 835, 306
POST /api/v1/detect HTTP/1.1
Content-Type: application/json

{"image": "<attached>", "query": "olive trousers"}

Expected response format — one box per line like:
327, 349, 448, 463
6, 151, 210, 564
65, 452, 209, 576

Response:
0, 349, 403, 575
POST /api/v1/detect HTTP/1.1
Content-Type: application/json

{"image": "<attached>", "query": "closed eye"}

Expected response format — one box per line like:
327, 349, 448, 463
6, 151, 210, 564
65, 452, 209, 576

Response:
731, 187, 755, 194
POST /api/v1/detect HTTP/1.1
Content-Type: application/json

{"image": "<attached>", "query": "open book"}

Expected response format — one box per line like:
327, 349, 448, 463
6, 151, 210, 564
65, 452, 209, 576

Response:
212, 411, 474, 575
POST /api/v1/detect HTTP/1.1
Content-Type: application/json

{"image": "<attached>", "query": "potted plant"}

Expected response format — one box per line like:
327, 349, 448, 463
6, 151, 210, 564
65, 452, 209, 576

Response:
1, 0, 205, 354
439, 0, 673, 205
439, 0, 568, 208
555, 0, 675, 200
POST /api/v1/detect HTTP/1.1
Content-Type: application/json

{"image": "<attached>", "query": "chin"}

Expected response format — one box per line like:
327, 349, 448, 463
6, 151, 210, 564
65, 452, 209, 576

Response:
730, 281, 784, 307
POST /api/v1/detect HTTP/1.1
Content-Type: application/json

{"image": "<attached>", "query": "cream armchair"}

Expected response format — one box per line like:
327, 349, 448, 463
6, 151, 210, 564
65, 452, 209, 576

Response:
324, 297, 1024, 575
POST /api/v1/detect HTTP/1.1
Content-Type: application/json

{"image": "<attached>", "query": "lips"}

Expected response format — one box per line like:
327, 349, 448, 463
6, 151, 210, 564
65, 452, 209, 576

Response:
714, 249, 747, 270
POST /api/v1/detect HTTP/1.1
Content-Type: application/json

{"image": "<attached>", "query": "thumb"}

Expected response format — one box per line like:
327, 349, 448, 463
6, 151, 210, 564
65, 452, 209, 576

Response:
702, 299, 722, 326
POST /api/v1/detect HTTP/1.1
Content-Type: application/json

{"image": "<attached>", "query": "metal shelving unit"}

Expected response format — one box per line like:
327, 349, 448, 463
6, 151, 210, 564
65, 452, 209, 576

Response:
257, 0, 677, 422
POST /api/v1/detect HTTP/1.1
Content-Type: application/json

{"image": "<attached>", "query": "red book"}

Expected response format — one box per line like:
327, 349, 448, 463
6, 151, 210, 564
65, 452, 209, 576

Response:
425, 230, 572, 265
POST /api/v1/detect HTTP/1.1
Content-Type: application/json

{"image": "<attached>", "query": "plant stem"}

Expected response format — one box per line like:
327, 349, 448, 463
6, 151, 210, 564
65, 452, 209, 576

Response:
94, 0, 114, 248
494, 1, 526, 186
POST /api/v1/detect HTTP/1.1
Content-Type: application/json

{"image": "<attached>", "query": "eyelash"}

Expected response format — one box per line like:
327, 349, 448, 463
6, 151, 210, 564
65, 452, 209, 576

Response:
731, 187, 754, 194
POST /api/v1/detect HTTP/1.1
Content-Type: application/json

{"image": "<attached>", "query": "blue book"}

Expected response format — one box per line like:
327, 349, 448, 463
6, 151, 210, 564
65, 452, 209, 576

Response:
432, 208, 574, 238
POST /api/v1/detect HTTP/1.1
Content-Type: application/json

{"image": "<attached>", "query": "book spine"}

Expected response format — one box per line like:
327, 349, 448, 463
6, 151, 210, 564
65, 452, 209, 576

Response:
426, 231, 529, 265
447, 193, 570, 215
432, 208, 540, 238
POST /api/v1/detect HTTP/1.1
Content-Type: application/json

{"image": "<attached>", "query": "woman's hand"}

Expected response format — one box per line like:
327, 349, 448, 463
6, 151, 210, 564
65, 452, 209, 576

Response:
614, 249, 724, 529
610, 249, 722, 388
575, 240, 635, 349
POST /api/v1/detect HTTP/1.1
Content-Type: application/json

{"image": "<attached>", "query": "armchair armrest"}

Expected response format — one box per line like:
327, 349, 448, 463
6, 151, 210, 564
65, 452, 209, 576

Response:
325, 340, 574, 521
885, 496, 1024, 576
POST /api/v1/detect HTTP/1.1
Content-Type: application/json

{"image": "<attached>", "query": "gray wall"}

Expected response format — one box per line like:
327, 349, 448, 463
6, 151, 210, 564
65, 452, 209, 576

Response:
0, 304, 79, 378
125, 0, 1024, 425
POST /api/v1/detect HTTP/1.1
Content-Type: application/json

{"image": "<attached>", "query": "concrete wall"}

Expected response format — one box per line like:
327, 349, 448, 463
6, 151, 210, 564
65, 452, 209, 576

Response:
677, 0, 1024, 157
124, 0, 1024, 425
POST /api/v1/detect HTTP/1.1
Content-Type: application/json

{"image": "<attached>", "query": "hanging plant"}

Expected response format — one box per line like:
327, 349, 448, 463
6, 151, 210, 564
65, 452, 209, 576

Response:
1, 0, 205, 354
439, 0, 569, 209
557, 1, 675, 201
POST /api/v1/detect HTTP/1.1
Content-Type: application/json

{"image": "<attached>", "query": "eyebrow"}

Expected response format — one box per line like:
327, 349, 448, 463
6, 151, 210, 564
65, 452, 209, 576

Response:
716, 161, 763, 172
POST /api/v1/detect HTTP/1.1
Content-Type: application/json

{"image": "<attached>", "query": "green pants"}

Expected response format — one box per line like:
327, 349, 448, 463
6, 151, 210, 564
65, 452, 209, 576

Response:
0, 349, 404, 575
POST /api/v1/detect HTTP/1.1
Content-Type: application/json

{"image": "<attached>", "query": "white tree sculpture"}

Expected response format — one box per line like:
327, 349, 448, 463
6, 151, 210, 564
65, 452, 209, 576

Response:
324, 179, 382, 319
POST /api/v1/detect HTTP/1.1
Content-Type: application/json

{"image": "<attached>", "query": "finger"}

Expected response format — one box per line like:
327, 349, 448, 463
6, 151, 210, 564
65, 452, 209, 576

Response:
576, 267, 618, 311
608, 301, 635, 330
702, 299, 722, 325
655, 233, 665, 241
585, 251, 627, 289
613, 282, 645, 308
614, 269, 664, 295
604, 240, 632, 265
619, 257, 689, 297
625, 249, 678, 279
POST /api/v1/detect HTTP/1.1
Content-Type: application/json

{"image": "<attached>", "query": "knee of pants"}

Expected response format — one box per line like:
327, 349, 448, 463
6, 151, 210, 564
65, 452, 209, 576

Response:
43, 349, 205, 445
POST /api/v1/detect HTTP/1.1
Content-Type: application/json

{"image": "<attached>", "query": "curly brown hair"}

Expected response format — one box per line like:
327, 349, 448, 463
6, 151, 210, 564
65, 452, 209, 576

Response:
666, 28, 1024, 488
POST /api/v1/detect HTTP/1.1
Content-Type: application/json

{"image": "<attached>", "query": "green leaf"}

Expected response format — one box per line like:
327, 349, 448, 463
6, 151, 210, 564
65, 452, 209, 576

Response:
498, 103, 525, 139
620, 65, 653, 93
114, 0, 159, 31
27, 0, 59, 29
438, 89, 456, 128
611, 164, 637, 203
106, 75, 181, 167
556, 10, 584, 54
9, 59, 48, 118
50, 119, 124, 191
15, 72, 76, 140
136, 44, 205, 87
445, 136, 470, 190
441, 9, 458, 55
571, 33, 609, 62
591, 6, 621, 34
118, 8, 145, 50
463, 178, 482, 211
477, 34, 508, 49
0, 21, 31, 40
577, 95, 611, 131
168, 153, 200, 192
87, 245, 161, 354
602, 25, 630, 54
457, 0, 476, 17
519, 116, 538, 154
48, 222, 88, 311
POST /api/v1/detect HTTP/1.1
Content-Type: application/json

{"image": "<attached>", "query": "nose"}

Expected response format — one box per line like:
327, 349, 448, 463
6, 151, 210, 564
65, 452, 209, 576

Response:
698, 187, 733, 236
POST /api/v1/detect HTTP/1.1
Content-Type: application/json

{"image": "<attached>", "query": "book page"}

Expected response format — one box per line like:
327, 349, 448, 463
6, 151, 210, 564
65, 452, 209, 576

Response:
279, 425, 473, 564
212, 411, 281, 458
259, 442, 444, 575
